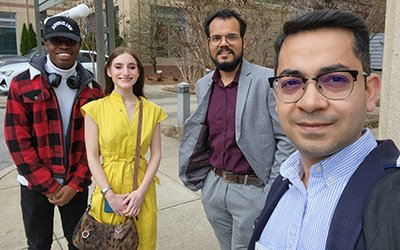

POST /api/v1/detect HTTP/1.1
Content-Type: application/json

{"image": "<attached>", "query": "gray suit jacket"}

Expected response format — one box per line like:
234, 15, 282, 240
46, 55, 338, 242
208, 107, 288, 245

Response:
179, 59, 295, 193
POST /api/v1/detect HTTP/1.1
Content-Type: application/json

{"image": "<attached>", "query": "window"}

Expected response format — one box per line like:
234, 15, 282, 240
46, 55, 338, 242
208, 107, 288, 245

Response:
0, 12, 17, 55
151, 5, 187, 58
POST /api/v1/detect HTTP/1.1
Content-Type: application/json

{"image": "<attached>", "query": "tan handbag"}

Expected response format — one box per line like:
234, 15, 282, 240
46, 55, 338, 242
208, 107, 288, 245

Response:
73, 98, 143, 250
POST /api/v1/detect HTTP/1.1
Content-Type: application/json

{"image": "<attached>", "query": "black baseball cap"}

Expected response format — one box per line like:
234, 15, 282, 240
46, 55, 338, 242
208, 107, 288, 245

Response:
44, 16, 81, 42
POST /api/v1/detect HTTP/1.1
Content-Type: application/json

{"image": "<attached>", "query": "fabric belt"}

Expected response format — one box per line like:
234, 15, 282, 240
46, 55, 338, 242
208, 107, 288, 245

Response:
213, 168, 264, 187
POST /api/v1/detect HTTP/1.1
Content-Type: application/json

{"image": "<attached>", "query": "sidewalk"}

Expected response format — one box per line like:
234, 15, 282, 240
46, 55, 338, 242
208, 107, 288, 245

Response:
0, 85, 218, 249
0, 93, 5, 108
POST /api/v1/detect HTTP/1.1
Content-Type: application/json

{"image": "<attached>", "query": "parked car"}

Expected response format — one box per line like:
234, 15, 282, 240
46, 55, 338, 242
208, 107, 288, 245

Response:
0, 47, 46, 67
0, 49, 106, 94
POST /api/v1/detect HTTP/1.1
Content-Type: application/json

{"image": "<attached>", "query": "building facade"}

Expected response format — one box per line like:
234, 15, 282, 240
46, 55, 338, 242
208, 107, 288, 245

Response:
0, 0, 64, 55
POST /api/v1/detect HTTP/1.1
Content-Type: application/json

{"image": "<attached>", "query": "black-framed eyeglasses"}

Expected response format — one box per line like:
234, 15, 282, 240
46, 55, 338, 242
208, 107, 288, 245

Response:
208, 33, 241, 46
269, 70, 368, 103
48, 37, 78, 47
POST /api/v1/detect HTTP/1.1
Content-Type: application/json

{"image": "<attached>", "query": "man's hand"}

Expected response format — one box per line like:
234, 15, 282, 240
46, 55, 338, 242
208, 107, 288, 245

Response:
45, 185, 62, 200
48, 185, 77, 206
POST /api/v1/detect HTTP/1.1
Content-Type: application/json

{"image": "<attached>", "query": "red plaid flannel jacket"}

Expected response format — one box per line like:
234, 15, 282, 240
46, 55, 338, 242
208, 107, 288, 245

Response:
4, 56, 103, 194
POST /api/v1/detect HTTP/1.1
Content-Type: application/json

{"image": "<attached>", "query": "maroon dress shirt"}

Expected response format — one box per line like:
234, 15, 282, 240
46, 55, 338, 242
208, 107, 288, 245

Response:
207, 67, 253, 174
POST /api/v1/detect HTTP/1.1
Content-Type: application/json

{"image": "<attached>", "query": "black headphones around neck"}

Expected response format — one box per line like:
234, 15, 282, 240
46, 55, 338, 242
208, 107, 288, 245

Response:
47, 72, 81, 89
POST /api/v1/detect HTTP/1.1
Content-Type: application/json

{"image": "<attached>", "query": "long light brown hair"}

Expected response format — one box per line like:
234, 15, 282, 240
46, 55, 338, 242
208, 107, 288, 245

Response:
104, 47, 146, 97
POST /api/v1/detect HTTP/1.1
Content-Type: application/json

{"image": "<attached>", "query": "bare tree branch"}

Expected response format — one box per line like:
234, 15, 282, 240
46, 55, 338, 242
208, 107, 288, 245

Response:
167, 0, 290, 85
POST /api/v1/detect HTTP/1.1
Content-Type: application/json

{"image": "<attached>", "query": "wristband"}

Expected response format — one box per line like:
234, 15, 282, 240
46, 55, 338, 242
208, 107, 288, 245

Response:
101, 186, 112, 196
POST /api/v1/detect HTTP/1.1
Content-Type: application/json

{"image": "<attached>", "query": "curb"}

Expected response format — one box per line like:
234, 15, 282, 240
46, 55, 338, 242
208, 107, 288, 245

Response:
0, 165, 16, 179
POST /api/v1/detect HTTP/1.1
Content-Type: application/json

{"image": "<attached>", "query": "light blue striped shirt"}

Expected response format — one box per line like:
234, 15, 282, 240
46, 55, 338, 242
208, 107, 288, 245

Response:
258, 129, 377, 250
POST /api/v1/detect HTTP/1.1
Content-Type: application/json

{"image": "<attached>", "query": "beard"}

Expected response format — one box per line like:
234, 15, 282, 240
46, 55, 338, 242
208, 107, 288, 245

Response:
211, 47, 243, 72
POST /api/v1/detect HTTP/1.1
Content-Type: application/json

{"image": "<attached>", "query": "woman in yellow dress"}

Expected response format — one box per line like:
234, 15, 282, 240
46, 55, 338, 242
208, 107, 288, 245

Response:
81, 47, 167, 249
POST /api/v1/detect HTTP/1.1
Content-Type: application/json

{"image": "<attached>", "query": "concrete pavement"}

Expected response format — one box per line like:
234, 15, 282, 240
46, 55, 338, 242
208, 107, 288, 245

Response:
0, 85, 219, 249
0, 93, 5, 108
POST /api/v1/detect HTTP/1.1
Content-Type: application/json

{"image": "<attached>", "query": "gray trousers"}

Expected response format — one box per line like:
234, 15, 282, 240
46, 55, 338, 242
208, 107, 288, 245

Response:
201, 171, 267, 250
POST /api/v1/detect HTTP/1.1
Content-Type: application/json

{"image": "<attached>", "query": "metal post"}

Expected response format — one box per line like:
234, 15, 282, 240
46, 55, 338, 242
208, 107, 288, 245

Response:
106, 0, 115, 53
137, 0, 142, 57
177, 82, 190, 126
34, 0, 43, 56
94, 0, 105, 87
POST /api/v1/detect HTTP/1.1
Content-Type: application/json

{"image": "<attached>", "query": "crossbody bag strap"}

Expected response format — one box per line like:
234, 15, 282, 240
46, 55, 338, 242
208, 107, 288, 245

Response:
133, 97, 143, 191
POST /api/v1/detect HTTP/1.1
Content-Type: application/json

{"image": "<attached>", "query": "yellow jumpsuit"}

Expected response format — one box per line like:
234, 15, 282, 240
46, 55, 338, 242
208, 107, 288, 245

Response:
81, 91, 167, 250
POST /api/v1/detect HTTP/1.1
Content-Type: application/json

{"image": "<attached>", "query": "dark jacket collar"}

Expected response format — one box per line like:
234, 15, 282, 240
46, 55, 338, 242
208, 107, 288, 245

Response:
249, 139, 399, 250
30, 55, 95, 87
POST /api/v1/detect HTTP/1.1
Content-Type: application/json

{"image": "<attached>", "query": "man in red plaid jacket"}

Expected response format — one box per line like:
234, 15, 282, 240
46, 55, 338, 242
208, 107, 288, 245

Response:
4, 16, 103, 250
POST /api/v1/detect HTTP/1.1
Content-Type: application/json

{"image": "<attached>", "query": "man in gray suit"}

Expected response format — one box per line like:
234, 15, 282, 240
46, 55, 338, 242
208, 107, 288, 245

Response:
179, 9, 294, 250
